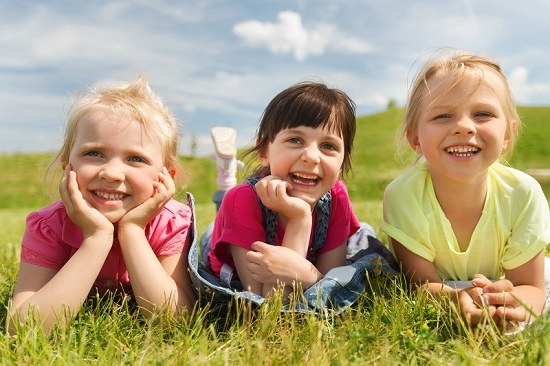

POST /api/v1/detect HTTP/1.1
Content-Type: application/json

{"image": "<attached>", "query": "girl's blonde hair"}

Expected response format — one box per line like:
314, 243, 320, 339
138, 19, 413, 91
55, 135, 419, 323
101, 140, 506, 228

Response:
47, 75, 188, 194
399, 49, 521, 161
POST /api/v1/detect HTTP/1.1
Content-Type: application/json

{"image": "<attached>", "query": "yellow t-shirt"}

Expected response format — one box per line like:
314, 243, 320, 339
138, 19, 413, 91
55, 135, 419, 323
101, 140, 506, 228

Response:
381, 160, 550, 281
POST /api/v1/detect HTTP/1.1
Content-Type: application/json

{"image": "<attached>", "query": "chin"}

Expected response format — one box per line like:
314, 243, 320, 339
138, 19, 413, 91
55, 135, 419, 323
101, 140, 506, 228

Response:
100, 212, 125, 223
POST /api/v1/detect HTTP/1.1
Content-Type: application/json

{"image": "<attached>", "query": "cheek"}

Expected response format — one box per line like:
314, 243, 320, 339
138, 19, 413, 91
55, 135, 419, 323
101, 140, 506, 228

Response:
72, 165, 92, 186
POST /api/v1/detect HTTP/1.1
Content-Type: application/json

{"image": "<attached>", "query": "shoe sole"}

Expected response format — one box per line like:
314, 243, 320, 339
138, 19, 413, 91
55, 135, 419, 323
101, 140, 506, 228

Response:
211, 127, 237, 159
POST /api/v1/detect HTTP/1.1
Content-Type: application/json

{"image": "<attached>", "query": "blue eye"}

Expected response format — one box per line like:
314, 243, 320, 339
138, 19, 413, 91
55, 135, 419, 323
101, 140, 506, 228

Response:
84, 150, 101, 157
129, 156, 146, 163
321, 143, 337, 151
475, 111, 494, 118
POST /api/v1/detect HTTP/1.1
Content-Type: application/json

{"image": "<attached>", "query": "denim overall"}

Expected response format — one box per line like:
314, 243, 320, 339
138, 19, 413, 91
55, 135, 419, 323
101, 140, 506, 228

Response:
187, 179, 398, 314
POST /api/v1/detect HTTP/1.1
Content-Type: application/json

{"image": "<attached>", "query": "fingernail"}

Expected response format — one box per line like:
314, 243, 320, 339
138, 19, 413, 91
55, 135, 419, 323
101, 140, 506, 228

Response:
483, 295, 489, 304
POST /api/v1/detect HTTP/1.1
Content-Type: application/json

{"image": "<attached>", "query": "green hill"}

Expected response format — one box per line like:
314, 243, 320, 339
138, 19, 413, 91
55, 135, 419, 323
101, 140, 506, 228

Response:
1, 105, 549, 215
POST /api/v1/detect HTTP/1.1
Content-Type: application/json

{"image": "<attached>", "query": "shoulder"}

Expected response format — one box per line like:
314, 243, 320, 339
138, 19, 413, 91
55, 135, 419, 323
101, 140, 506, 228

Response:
23, 201, 83, 252
148, 198, 192, 230
25, 201, 75, 242
220, 182, 258, 209
328, 180, 359, 225
385, 160, 429, 197
329, 180, 353, 208
27, 200, 68, 224
490, 163, 545, 198
330, 179, 350, 196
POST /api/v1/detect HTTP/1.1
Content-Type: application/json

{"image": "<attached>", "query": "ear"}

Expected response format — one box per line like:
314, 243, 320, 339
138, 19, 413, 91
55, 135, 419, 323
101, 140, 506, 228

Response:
259, 150, 269, 167
167, 166, 177, 179
407, 132, 423, 155
256, 138, 270, 167
503, 119, 517, 150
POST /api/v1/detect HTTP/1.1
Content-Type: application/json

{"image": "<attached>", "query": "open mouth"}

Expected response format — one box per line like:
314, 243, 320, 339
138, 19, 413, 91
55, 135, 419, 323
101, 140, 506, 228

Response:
445, 145, 480, 157
94, 191, 128, 200
290, 172, 320, 186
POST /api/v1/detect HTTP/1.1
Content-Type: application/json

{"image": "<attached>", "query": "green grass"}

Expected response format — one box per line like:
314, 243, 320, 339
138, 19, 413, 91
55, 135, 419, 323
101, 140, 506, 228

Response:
1, 107, 550, 364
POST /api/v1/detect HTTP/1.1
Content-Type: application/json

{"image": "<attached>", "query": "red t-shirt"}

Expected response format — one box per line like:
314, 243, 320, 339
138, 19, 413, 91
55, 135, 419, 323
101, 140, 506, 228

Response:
21, 199, 192, 294
207, 180, 360, 277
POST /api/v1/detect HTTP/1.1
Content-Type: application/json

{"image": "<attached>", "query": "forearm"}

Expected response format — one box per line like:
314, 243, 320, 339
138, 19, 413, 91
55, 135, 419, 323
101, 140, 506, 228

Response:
118, 226, 191, 315
8, 235, 111, 334
283, 259, 323, 290
512, 285, 546, 317
280, 217, 312, 257
421, 282, 463, 304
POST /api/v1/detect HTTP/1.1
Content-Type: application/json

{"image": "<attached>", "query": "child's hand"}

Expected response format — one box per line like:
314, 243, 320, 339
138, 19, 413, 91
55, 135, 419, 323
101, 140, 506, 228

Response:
255, 175, 311, 220
458, 282, 497, 327
475, 275, 527, 330
467, 274, 525, 331
60, 165, 114, 238
118, 167, 175, 230
246, 241, 313, 286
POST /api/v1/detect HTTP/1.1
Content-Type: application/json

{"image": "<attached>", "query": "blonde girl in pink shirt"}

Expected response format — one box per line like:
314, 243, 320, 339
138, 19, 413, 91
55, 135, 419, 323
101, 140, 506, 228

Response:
6, 75, 196, 335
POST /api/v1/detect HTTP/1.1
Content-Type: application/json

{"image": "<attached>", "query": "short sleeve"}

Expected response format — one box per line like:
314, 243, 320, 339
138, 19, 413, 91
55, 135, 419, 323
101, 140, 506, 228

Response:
20, 202, 74, 270
380, 166, 437, 262
146, 199, 192, 257
320, 180, 360, 254
501, 175, 550, 269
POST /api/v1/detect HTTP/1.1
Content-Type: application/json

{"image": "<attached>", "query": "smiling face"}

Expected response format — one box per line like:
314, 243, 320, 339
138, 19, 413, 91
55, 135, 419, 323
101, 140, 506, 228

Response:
259, 124, 345, 207
408, 70, 511, 184
67, 106, 165, 223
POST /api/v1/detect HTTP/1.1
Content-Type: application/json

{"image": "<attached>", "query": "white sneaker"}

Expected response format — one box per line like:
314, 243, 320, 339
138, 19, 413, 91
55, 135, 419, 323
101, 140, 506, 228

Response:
211, 127, 237, 160
211, 127, 239, 190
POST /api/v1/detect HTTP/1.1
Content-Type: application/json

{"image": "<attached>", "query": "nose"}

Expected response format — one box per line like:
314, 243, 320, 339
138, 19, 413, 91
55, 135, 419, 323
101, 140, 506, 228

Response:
99, 159, 125, 182
452, 115, 476, 135
301, 143, 321, 164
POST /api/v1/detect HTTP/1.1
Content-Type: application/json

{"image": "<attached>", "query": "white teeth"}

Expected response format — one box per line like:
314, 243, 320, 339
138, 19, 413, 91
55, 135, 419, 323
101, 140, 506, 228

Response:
95, 191, 126, 200
293, 172, 318, 180
445, 145, 479, 157
291, 172, 319, 185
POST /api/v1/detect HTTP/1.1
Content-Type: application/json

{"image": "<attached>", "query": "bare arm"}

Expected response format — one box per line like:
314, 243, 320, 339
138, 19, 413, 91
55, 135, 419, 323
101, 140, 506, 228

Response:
254, 175, 312, 257
480, 250, 546, 327
117, 168, 196, 315
7, 166, 113, 335
242, 241, 347, 297
391, 238, 488, 325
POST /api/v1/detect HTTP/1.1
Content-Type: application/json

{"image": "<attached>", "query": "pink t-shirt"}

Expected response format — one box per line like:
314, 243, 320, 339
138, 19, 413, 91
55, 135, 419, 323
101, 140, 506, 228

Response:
21, 199, 192, 294
207, 179, 360, 277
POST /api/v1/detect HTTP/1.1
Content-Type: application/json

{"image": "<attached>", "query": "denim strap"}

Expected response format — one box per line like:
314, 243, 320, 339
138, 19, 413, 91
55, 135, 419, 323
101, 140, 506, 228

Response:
244, 176, 331, 264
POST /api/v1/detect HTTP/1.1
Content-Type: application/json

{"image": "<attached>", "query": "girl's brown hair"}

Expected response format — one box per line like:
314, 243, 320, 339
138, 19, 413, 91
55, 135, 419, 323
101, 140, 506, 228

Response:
243, 81, 356, 179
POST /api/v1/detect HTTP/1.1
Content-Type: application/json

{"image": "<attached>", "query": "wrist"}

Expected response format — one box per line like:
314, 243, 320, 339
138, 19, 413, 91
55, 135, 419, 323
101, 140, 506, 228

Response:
116, 222, 147, 245
80, 231, 114, 251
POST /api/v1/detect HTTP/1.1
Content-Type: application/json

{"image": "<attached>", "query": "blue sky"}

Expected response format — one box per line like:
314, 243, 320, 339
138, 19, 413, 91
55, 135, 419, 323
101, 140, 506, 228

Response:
2, 0, 550, 157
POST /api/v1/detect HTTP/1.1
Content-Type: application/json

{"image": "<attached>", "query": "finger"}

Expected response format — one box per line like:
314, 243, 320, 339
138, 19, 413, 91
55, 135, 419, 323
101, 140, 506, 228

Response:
493, 305, 526, 328
159, 167, 176, 193
465, 287, 485, 308
246, 261, 262, 275
471, 275, 490, 288
64, 169, 85, 208
245, 249, 261, 263
483, 279, 514, 294
250, 241, 268, 253
59, 165, 71, 201
484, 292, 519, 308
275, 180, 291, 198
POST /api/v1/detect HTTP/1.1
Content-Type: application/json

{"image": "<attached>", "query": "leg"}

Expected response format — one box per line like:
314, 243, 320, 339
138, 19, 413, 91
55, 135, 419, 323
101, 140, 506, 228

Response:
211, 127, 240, 211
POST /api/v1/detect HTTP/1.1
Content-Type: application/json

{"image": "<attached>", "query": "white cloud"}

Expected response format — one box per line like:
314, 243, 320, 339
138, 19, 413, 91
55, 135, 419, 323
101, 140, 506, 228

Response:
508, 66, 550, 104
1, 1, 550, 157
233, 11, 373, 61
